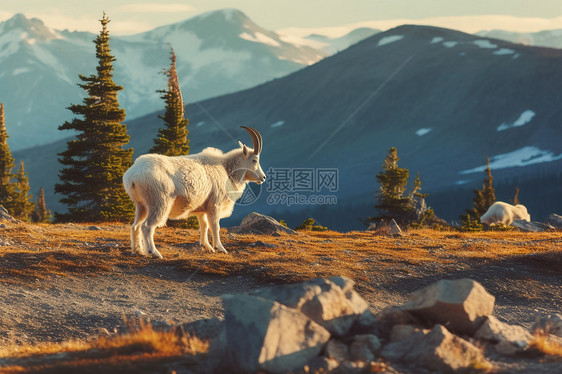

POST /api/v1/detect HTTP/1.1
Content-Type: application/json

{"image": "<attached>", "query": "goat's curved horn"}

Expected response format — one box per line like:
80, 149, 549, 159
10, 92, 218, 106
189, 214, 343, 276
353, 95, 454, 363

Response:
241, 126, 262, 155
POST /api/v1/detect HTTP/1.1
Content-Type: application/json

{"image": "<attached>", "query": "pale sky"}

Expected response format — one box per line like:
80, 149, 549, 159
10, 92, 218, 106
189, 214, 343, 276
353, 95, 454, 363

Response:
1, 0, 562, 35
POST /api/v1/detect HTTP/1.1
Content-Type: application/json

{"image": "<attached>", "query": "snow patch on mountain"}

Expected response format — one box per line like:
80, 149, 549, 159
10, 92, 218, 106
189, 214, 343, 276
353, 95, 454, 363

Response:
416, 128, 432, 136
494, 48, 515, 55
442, 41, 458, 48
473, 40, 497, 49
431, 37, 444, 44
497, 110, 535, 131
270, 120, 285, 128
460, 146, 562, 174
377, 35, 404, 47
239, 32, 281, 47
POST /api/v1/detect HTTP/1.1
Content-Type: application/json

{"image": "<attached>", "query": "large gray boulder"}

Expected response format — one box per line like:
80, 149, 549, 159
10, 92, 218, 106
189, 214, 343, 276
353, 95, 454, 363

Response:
222, 293, 330, 374
544, 213, 562, 229
228, 212, 297, 235
248, 276, 376, 337
474, 315, 532, 355
402, 278, 495, 335
381, 324, 490, 373
511, 220, 554, 232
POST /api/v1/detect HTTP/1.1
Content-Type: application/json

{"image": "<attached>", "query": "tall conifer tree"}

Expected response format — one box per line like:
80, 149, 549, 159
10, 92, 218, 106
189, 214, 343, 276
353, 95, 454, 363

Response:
150, 46, 190, 156
461, 157, 496, 230
55, 13, 134, 222
32, 186, 52, 223
374, 147, 412, 225
11, 161, 34, 221
0, 103, 15, 209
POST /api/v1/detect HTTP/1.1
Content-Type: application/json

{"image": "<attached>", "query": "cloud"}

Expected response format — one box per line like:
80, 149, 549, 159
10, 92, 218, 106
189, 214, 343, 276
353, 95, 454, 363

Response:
115, 3, 196, 14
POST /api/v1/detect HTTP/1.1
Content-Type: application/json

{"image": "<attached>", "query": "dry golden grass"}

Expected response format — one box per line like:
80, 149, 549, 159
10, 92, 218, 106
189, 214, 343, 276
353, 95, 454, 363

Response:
0, 320, 208, 373
528, 331, 562, 357
0, 222, 560, 289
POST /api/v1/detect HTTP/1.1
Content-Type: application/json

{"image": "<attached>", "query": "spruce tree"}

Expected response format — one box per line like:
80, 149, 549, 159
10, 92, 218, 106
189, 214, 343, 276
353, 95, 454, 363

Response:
55, 13, 134, 222
461, 156, 496, 230
150, 46, 190, 156
11, 161, 34, 221
374, 147, 412, 225
32, 186, 52, 223
0, 103, 15, 210
151, 46, 197, 228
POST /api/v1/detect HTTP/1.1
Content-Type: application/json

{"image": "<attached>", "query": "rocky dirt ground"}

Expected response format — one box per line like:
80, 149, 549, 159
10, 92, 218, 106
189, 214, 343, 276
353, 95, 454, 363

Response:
0, 221, 560, 372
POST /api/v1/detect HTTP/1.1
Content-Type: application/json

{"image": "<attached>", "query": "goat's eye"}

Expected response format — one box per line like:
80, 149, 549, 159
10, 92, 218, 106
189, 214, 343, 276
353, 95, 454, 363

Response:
252, 159, 258, 163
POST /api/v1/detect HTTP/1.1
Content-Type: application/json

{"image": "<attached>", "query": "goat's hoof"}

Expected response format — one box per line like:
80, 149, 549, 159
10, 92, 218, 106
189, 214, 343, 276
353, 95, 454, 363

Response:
216, 246, 228, 254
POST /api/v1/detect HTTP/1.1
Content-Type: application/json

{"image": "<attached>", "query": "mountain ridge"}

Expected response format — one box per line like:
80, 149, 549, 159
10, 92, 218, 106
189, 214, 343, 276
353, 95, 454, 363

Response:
13, 24, 562, 229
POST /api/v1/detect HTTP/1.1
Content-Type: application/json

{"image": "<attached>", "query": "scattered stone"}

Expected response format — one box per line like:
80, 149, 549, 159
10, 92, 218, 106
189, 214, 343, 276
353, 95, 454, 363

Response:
388, 219, 403, 236
511, 220, 554, 232
366, 222, 377, 231
0, 205, 19, 223
531, 314, 562, 337
348, 334, 381, 362
248, 276, 377, 337
227, 232, 235, 239
222, 293, 330, 374
474, 315, 532, 355
324, 339, 349, 362
390, 324, 427, 342
375, 306, 419, 339
0, 223, 5, 229
251, 240, 278, 248
88, 225, 102, 231
544, 213, 562, 229
402, 278, 495, 335
304, 356, 339, 373
381, 324, 490, 373
228, 212, 297, 235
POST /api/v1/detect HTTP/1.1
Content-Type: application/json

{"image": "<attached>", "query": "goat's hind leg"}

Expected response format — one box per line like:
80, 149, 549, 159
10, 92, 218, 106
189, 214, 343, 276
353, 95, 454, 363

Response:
131, 202, 149, 256
141, 200, 171, 259
195, 213, 214, 253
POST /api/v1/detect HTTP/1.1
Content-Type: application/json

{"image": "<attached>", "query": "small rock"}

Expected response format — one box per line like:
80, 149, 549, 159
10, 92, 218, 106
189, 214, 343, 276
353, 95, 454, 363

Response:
88, 225, 102, 231
324, 339, 349, 362
390, 324, 427, 342
227, 232, 235, 239
348, 334, 381, 362
228, 212, 297, 235
375, 306, 419, 339
531, 314, 562, 337
402, 278, 495, 335
474, 316, 532, 354
0, 205, 19, 223
381, 324, 490, 373
388, 219, 403, 236
511, 220, 554, 232
251, 240, 278, 248
544, 213, 562, 229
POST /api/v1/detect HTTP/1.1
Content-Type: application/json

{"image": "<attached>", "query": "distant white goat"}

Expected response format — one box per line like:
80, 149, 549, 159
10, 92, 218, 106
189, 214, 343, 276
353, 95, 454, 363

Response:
123, 126, 266, 258
480, 201, 531, 226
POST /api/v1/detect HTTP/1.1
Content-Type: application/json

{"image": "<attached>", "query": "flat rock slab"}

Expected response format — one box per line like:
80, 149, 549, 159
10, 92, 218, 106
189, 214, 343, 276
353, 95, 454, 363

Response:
402, 278, 495, 335
544, 213, 562, 229
512, 220, 554, 232
475, 315, 532, 355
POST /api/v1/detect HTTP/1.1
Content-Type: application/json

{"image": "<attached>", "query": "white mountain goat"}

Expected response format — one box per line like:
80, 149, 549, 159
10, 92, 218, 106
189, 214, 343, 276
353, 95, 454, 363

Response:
123, 126, 266, 258
480, 201, 531, 226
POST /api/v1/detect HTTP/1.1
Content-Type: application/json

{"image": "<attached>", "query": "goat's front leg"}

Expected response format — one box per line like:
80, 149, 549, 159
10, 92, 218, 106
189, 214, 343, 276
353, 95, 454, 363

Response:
195, 213, 215, 253
207, 210, 228, 254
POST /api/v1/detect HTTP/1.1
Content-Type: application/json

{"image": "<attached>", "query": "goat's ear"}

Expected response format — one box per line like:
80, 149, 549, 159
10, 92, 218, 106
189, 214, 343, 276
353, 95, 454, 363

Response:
238, 141, 244, 148
242, 144, 248, 156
